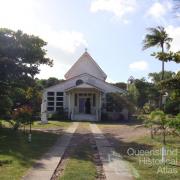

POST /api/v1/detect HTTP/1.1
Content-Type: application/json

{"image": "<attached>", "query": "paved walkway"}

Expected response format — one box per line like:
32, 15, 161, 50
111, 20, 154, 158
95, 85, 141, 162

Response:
23, 122, 79, 180
90, 124, 134, 180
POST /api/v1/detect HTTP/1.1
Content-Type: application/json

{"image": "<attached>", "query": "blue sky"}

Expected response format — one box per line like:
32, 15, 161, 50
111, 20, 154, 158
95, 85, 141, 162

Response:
0, 0, 179, 82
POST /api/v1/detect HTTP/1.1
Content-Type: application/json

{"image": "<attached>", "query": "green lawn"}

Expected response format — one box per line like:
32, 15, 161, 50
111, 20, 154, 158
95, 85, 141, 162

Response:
0, 128, 58, 180
60, 138, 97, 180
30, 120, 71, 129
0, 120, 71, 129
115, 135, 180, 180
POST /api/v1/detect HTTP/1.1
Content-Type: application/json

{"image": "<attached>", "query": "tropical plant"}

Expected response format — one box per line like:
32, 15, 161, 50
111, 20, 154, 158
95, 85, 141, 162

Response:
149, 110, 170, 163
148, 71, 176, 84
168, 113, 180, 132
0, 28, 53, 118
149, 110, 169, 145
105, 93, 135, 114
143, 26, 173, 80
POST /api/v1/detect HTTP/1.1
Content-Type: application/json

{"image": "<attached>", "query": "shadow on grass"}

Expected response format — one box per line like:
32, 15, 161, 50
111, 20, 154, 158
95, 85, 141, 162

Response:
0, 125, 151, 170
1, 123, 179, 180
0, 128, 58, 168
96, 119, 144, 126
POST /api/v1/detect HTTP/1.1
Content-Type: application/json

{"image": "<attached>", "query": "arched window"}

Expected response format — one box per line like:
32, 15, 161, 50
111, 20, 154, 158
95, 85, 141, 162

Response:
76, 79, 83, 86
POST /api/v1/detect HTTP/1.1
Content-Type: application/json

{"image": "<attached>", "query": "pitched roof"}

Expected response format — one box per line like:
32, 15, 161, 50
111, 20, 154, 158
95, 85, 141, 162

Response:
65, 52, 107, 81
65, 82, 104, 92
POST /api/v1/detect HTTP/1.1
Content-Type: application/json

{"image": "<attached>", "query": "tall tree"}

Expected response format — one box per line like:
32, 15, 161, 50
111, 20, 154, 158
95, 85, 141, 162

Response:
148, 71, 175, 84
143, 26, 173, 80
0, 28, 53, 117
113, 82, 127, 90
0, 28, 53, 86
36, 77, 64, 89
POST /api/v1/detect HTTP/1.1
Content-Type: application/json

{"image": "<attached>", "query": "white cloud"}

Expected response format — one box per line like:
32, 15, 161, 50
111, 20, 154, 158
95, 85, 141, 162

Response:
40, 28, 87, 53
0, 0, 87, 53
129, 61, 148, 71
147, 2, 166, 18
166, 25, 180, 52
38, 62, 69, 79
90, 0, 137, 21
146, 1, 172, 19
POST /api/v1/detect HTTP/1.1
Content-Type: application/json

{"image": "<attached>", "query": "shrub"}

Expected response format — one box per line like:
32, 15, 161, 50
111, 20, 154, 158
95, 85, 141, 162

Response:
142, 103, 155, 114
106, 93, 135, 114
168, 113, 180, 132
12, 106, 32, 130
51, 109, 68, 120
164, 99, 180, 115
0, 95, 13, 118
101, 113, 109, 121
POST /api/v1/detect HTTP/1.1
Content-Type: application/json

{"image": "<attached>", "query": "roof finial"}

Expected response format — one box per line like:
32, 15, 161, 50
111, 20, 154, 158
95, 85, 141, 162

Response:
85, 48, 88, 52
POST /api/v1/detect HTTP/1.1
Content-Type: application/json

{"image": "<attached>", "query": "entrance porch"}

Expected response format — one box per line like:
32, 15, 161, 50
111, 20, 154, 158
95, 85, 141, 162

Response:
65, 84, 103, 121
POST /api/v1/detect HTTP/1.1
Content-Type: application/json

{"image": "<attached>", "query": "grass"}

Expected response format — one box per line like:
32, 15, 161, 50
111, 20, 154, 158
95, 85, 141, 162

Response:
60, 138, 97, 180
131, 135, 180, 180
0, 128, 58, 180
0, 120, 71, 129
30, 120, 71, 129
98, 122, 179, 179
112, 134, 180, 180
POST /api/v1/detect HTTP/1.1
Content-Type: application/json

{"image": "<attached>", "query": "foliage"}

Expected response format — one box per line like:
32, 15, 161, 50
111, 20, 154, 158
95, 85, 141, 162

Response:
148, 71, 176, 84
51, 108, 68, 120
164, 99, 180, 115
159, 72, 180, 115
10, 88, 26, 107
159, 71, 180, 90
0, 95, 13, 118
12, 106, 32, 130
36, 77, 64, 89
101, 112, 109, 121
168, 113, 180, 131
148, 110, 179, 144
128, 78, 160, 108
152, 51, 180, 63
105, 93, 135, 113
143, 26, 172, 51
0, 28, 53, 91
142, 103, 155, 114
25, 86, 42, 114
150, 110, 166, 125
127, 82, 139, 105
113, 82, 127, 90
143, 26, 173, 84
0, 28, 53, 118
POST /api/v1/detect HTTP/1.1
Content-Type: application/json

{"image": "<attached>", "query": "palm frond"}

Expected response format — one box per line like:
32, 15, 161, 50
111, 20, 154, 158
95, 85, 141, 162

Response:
143, 26, 173, 51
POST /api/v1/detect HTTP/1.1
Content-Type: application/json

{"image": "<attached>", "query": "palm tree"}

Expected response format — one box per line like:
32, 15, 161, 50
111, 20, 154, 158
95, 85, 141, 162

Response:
143, 26, 172, 80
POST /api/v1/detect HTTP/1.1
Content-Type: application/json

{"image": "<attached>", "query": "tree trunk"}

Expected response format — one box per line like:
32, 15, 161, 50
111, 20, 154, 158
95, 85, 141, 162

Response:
161, 44, 165, 81
150, 125, 154, 139
160, 44, 165, 109
163, 127, 166, 145
162, 127, 166, 164
162, 60, 165, 81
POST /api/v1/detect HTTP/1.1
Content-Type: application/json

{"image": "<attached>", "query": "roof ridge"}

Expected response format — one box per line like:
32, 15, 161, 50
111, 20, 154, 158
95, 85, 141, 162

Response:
64, 51, 107, 80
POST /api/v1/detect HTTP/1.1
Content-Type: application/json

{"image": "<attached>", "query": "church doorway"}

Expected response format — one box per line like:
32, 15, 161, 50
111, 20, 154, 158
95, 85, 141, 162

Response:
78, 96, 91, 114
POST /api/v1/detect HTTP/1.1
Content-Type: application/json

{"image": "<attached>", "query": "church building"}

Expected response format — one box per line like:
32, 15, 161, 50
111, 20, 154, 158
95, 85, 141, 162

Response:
41, 51, 126, 122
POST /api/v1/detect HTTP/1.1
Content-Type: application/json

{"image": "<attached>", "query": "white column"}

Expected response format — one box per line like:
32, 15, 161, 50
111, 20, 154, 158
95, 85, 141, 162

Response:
68, 93, 71, 119
98, 91, 102, 121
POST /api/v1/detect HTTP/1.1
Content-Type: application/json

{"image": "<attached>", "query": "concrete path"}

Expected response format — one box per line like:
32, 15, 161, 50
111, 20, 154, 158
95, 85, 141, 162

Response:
23, 122, 79, 180
90, 124, 134, 180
